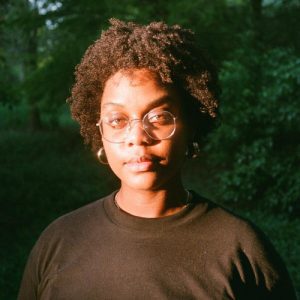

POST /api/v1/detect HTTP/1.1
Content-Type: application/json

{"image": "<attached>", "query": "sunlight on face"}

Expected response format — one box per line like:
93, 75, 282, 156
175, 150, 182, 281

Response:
100, 69, 189, 191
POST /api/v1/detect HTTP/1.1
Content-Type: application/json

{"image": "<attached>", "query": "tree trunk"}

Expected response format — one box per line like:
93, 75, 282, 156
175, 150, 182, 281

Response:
250, 0, 263, 44
250, 0, 263, 95
29, 103, 42, 130
251, 0, 262, 22
25, 0, 42, 130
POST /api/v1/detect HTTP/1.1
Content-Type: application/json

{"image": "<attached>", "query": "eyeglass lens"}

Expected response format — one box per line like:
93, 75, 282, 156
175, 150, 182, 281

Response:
99, 110, 176, 143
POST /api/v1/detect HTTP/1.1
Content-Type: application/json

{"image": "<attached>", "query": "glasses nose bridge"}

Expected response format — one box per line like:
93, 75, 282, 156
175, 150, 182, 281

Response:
127, 118, 145, 131
125, 117, 151, 143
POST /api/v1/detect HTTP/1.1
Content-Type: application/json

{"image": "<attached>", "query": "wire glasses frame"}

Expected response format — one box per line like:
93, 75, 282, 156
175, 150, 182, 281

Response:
96, 110, 177, 143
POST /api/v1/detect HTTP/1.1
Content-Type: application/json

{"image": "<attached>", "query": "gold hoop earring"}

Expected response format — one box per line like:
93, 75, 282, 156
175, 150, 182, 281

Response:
191, 142, 200, 158
97, 147, 109, 164
186, 142, 200, 159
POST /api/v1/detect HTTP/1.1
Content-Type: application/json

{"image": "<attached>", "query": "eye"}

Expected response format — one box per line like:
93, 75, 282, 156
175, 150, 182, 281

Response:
104, 114, 128, 129
147, 111, 173, 125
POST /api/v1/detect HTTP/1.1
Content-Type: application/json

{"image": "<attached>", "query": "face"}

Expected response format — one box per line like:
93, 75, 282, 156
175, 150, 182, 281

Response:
100, 69, 189, 191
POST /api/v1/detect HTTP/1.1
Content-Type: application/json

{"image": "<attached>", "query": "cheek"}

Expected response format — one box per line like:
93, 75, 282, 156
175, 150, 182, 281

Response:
154, 130, 187, 168
103, 146, 125, 181
165, 137, 187, 167
168, 125, 189, 156
103, 143, 122, 167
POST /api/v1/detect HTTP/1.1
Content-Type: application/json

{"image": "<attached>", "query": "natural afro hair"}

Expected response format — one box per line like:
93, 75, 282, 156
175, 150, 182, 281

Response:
68, 18, 219, 152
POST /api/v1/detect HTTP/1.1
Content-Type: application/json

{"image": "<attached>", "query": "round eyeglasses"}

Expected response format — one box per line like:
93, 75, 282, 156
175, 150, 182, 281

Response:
96, 110, 177, 143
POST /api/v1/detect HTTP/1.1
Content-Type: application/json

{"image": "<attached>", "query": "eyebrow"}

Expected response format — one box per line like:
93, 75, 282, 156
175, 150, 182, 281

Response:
102, 96, 174, 110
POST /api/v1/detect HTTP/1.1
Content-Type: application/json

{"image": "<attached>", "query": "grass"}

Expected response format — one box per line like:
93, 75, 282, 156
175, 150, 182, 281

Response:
0, 128, 299, 299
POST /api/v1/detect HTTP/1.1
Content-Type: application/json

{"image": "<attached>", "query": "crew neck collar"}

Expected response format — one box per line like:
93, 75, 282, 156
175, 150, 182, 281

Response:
103, 190, 202, 234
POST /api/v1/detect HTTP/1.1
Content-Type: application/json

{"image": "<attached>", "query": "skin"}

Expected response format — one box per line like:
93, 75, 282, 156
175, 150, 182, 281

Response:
100, 69, 192, 218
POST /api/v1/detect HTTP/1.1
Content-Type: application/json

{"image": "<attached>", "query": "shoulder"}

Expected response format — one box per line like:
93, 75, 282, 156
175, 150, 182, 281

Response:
28, 192, 115, 269
192, 193, 269, 242
17, 193, 115, 299
191, 194, 249, 232
40, 192, 114, 238
192, 193, 296, 298
193, 195, 281, 265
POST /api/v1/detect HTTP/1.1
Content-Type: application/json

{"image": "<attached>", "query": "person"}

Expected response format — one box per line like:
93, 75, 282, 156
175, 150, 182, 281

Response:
18, 18, 296, 300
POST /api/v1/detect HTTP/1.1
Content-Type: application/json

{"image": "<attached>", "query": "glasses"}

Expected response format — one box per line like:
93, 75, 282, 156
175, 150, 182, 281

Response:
96, 110, 177, 143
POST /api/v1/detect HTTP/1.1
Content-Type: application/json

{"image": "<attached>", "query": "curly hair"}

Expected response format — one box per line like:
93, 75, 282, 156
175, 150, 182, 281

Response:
68, 18, 219, 153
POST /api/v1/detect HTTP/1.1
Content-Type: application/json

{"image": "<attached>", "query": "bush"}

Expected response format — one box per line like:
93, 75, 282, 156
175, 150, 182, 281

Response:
207, 47, 300, 213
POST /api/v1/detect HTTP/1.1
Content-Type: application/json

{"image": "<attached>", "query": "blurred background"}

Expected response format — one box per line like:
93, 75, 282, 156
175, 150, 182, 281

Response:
0, 0, 299, 298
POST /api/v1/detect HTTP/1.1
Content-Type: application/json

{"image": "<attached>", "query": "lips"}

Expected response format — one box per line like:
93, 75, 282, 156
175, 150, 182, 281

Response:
124, 155, 159, 172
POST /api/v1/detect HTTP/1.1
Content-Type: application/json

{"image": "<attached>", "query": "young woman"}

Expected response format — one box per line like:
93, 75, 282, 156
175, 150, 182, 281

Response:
18, 19, 296, 299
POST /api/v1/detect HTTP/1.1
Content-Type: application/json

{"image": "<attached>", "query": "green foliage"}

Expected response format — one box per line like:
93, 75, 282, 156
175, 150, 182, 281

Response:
2, 0, 299, 125
207, 47, 300, 212
0, 129, 119, 299
0, 63, 18, 105
0, 102, 28, 128
166, 0, 248, 63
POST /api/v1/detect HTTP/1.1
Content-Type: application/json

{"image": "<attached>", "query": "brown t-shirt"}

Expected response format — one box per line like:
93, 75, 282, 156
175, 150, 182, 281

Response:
18, 191, 296, 300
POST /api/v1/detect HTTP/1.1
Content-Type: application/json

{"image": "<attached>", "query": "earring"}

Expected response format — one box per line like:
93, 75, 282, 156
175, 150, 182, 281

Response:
97, 147, 109, 164
186, 142, 200, 159
191, 142, 200, 158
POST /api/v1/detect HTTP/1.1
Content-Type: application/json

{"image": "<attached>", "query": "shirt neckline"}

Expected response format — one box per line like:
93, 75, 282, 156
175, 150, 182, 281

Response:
103, 190, 202, 233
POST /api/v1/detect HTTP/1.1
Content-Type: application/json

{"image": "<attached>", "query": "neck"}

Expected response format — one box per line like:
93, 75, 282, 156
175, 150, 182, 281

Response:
116, 181, 189, 218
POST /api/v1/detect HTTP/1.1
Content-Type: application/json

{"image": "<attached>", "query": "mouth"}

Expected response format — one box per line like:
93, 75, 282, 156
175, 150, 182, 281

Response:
124, 155, 160, 172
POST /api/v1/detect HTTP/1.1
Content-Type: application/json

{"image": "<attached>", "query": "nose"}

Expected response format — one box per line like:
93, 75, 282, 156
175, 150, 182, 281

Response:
125, 119, 151, 145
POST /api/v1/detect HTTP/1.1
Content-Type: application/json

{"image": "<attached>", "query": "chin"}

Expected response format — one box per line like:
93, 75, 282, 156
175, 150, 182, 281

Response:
121, 172, 166, 191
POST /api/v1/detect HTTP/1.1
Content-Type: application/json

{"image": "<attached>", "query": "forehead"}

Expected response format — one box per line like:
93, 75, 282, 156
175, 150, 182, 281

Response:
110, 69, 161, 86
100, 69, 182, 111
